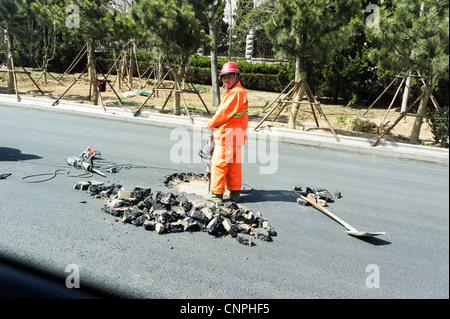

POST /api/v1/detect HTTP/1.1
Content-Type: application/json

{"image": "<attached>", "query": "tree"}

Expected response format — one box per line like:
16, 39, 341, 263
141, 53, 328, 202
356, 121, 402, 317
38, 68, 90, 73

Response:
265, 0, 363, 129
0, 0, 29, 94
244, 0, 276, 31
131, 0, 210, 115
366, 0, 449, 144
61, 0, 126, 105
19, 0, 67, 84
208, 0, 222, 108
214, 0, 229, 51
317, 35, 373, 106
232, 0, 254, 56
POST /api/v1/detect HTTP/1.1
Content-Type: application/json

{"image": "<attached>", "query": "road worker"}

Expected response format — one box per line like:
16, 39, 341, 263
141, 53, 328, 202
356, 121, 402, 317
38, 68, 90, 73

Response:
204, 61, 249, 202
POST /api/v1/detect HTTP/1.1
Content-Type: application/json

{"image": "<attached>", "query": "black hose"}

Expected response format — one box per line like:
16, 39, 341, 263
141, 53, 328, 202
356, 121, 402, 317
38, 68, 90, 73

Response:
21, 169, 92, 183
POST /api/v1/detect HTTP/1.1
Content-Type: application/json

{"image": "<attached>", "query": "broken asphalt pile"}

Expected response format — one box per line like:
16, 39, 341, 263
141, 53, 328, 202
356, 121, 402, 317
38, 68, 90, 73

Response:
74, 176, 277, 247
293, 186, 342, 207
164, 172, 210, 187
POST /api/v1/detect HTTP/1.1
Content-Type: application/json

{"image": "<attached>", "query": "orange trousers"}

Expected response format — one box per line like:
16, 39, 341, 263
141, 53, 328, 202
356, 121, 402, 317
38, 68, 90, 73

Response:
210, 144, 242, 195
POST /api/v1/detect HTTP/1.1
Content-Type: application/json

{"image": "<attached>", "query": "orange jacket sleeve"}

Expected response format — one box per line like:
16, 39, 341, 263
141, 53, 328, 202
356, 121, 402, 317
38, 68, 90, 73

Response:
206, 90, 244, 130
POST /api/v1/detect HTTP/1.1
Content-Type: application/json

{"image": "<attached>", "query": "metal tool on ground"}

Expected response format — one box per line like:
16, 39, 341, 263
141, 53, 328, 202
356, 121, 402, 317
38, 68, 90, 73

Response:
80, 146, 105, 177
21, 147, 148, 183
0, 173, 12, 180
66, 147, 106, 178
290, 190, 385, 238
80, 146, 98, 161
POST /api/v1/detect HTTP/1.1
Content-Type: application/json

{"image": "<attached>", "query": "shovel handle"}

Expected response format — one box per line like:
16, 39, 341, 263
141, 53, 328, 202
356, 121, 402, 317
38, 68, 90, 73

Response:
291, 190, 357, 232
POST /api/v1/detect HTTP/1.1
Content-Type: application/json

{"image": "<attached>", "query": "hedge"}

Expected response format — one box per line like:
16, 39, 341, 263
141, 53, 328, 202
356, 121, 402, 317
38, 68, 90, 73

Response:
185, 66, 290, 92
186, 55, 292, 92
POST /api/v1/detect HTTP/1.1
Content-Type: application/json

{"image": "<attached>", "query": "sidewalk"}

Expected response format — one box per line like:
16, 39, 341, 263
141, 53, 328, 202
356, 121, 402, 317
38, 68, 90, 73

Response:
2, 94, 448, 165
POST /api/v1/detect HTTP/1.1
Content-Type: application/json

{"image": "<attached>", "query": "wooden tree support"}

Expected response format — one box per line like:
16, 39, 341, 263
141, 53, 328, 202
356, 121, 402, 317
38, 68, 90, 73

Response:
0, 55, 45, 102
371, 93, 424, 147
364, 71, 442, 118
35, 68, 64, 86
254, 79, 340, 142
56, 43, 87, 82
105, 41, 155, 91
51, 45, 124, 110
105, 49, 132, 91
133, 66, 210, 124
139, 64, 155, 89
364, 70, 444, 147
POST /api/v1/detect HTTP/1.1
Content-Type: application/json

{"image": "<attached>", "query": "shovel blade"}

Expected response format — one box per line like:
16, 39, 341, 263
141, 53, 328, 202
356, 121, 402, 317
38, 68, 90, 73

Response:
346, 230, 385, 237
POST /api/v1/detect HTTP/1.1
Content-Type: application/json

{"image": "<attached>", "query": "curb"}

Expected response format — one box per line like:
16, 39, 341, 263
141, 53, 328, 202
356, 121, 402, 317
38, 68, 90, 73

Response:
1, 94, 448, 165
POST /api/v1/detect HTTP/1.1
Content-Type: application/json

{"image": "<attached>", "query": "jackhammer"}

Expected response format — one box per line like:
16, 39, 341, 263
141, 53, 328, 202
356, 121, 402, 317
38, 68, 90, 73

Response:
65, 146, 106, 177
198, 132, 214, 193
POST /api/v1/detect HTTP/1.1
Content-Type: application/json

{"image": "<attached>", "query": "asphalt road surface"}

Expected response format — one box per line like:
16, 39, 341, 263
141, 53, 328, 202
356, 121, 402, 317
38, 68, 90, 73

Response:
1, 104, 448, 301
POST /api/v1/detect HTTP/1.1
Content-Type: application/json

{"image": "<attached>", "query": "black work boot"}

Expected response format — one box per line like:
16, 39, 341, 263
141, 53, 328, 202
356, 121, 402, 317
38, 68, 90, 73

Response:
204, 192, 224, 202
229, 191, 240, 202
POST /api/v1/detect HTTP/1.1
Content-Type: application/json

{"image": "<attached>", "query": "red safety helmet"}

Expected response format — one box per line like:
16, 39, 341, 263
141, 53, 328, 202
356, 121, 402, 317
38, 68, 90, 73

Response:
219, 61, 240, 77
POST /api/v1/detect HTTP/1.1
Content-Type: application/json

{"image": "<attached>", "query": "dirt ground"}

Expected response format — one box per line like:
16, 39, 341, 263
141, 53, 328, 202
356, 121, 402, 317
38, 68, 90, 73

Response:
1, 68, 439, 146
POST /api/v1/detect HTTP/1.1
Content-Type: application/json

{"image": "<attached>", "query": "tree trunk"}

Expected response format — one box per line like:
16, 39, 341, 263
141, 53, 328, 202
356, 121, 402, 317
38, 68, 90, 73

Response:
173, 66, 185, 116
87, 41, 99, 105
128, 45, 134, 88
209, 2, 221, 108
409, 85, 432, 144
121, 49, 127, 85
288, 56, 307, 129
401, 70, 412, 113
333, 84, 340, 103
7, 34, 15, 94
407, 3, 428, 142
156, 54, 163, 98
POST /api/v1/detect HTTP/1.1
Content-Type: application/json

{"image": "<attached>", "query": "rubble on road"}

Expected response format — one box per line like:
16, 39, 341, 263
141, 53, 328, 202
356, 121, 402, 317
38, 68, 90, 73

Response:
74, 180, 277, 246
292, 186, 342, 207
163, 172, 209, 188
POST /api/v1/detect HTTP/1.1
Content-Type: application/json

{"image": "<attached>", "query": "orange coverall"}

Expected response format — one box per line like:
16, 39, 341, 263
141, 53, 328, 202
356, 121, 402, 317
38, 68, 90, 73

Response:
206, 81, 249, 195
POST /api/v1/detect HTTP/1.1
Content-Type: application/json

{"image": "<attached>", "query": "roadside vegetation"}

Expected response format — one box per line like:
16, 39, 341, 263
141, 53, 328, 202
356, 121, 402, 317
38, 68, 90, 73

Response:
0, 0, 448, 147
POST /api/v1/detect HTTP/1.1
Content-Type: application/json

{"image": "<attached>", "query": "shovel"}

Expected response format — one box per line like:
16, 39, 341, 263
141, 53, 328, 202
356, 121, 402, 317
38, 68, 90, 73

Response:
290, 190, 385, 237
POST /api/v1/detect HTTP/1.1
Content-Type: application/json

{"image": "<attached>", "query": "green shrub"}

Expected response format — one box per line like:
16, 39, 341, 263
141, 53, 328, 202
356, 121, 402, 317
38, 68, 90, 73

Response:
240, 72, 288, 92
189, 54, 212, 68
186, 66, 289, 92
186, 67, 213, 85
187, 55, 290, 92
427, 107, 449, 148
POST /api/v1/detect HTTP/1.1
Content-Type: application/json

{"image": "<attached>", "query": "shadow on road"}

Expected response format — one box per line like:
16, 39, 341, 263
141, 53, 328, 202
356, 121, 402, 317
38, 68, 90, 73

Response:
240, 189, 296, 204
352, 235, 391, 246
0, 147, 42, 162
